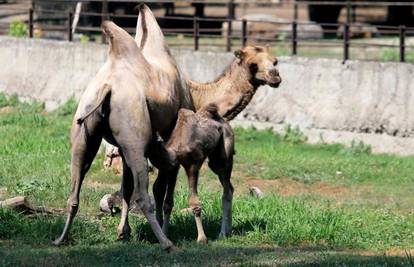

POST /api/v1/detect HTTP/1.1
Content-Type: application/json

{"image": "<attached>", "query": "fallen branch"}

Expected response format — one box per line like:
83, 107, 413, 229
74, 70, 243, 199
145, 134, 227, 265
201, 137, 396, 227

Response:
0, 196, 65, 216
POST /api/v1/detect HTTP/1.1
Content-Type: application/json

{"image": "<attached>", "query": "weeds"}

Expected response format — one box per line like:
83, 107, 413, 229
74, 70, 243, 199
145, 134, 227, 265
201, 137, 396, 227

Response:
282, 124, 308, 144
12, 179, 51, 196
340, 139, 372, 155
382, 47, 414, 62
8, 20, 28, 38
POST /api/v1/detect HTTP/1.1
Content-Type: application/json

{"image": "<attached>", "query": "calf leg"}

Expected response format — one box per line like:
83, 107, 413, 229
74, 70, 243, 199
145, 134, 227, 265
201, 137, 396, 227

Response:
161, 166, 179, 236
218, 167, 234, 238
185, 164, 207, 243
53, 122, 102, 246
153, 172, 167, 227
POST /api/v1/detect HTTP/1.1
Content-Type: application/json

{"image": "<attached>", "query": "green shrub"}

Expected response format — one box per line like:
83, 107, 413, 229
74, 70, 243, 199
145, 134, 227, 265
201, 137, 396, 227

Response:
382, 47, 414, 62
282, 124, 308, 144
8, 20, 28, 38
54, 97, 77, 117
12, 179, 51, 196
340, 139, 372, 155
79, 34, 90, 44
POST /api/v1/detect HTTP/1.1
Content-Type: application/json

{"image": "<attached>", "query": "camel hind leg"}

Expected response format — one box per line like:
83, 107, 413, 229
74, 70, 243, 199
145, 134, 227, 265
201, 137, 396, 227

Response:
116, 156, 133, 240
119, 143, 174, 250
209, 157, 234, 239
208, 127, 234, 238
53, 119, 103, 246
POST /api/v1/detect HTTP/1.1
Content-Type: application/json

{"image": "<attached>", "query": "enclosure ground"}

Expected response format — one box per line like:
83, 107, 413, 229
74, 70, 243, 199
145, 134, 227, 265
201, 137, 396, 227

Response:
0, 95, 413, 266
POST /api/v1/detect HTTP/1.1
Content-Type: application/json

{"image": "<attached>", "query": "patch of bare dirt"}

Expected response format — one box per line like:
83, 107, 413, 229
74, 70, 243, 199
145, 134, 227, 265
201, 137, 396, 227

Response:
245, 177, 353, 199
385, 248, 414, 257
0, 106, 15, 114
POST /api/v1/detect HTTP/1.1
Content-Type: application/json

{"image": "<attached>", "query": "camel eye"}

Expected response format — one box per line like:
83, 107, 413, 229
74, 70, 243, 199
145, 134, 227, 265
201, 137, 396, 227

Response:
273, 59, 278, 66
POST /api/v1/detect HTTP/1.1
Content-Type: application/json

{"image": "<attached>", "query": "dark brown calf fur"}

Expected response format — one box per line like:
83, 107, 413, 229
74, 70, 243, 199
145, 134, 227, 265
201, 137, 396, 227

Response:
149, 103, 235, 242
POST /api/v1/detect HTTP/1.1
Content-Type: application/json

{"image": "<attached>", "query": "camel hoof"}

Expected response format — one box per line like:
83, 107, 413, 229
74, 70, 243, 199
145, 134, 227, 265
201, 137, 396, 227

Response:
52, 238, 65, 247
197, 236, 208, 244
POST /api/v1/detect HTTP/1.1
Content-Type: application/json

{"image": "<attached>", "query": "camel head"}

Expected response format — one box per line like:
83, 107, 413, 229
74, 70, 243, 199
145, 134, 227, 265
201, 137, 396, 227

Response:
234, 45, 282, 88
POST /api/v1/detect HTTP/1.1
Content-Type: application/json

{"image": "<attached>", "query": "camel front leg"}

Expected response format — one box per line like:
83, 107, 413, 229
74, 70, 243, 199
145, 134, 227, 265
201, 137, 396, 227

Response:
185, 164, 207, 243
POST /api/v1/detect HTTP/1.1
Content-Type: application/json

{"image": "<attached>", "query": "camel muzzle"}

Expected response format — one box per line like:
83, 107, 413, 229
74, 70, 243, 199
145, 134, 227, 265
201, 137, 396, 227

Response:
265, 69, 282, 88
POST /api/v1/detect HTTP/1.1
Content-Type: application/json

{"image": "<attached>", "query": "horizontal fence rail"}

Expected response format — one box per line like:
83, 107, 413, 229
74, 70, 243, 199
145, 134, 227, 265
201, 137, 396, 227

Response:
1, 0, 414, 63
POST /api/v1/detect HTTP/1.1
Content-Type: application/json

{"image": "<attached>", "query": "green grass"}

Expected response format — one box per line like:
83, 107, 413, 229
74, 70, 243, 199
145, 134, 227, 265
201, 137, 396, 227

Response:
0, 94, 413, 266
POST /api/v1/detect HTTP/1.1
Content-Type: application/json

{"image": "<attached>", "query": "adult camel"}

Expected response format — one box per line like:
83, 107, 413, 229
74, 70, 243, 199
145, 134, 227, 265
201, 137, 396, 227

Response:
53, 5, 194, 251
98, 4, 282, 243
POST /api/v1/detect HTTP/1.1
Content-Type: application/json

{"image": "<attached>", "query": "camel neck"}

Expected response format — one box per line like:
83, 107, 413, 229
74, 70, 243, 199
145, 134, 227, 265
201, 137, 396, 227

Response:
188, 61, 258, 120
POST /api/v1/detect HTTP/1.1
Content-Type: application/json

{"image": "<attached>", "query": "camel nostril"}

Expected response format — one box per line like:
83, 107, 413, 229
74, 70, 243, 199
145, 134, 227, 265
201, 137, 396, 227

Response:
269, 69, 279, 77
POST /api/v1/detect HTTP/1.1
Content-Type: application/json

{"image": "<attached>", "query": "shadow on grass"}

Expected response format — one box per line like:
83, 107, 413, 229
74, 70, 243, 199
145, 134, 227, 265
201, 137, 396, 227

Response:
0, 210, 412, 266
1, 241, 410, 267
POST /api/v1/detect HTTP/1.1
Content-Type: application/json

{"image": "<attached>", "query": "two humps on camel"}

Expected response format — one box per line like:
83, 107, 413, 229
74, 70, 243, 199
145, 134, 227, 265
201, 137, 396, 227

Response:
53, 4, 282, 250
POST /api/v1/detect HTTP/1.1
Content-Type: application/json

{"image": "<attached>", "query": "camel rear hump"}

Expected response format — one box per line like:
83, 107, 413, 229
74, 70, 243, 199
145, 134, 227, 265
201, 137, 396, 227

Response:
102, 21, 143, 61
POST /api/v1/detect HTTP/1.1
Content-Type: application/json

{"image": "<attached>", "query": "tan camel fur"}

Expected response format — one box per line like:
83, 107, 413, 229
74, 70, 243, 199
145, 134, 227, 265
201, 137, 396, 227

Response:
53, 5, 194, 250
101, 33, 282, 240
149, 103, 234, 243
97, 5, 282, 242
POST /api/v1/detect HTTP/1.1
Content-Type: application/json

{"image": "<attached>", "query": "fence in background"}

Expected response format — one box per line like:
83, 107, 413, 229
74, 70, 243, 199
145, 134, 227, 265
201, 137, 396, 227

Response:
2, 0, 414, 63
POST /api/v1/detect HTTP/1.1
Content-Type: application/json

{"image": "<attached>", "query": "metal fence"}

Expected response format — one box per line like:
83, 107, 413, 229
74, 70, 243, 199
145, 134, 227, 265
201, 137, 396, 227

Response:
2, 0, 414, 63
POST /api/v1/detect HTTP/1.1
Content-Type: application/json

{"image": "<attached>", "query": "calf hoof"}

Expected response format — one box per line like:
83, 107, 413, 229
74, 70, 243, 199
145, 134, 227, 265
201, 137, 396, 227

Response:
197, 235, 208, 244
116, 232, 131, 241
117, 224, 131, 241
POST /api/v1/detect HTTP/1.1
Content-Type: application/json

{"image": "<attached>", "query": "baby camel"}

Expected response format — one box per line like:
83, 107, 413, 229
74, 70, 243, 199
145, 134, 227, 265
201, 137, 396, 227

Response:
149, 103, 234, 243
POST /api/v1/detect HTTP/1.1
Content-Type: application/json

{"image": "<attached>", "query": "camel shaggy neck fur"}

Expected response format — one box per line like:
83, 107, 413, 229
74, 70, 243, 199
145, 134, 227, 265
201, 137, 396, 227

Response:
188, 45, 281, 121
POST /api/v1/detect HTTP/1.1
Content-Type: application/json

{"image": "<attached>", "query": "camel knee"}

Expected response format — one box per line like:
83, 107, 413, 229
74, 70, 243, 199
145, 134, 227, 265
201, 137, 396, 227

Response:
137, 196, 155, 214
67, 197, 79, 210
189, 195, 202, 216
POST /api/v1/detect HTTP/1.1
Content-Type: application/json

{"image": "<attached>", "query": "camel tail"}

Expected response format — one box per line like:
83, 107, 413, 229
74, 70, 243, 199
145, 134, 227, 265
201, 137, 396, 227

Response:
76, 84, 111, 124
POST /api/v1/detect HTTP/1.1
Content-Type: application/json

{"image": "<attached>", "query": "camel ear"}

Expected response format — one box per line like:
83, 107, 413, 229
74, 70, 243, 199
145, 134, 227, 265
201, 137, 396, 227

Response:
234, 49, 245, 64
265, 44, 271, 52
